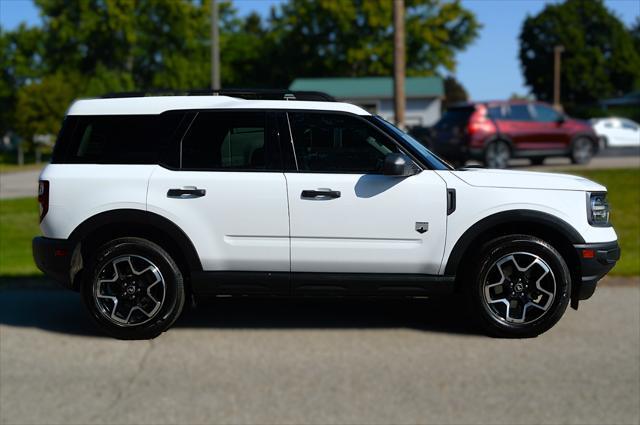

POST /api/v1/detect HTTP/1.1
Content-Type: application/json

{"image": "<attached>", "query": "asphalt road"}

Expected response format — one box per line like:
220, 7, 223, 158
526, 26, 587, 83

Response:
1, 280, 638, 425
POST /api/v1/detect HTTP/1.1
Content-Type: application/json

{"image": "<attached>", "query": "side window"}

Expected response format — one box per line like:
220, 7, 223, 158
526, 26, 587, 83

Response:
533, 104, 560, 122
487, 105, 506, 119
621, 120, 639, 131
505, 104, 532, 121
53, 113, 185, 166
288, 112, 400, 173
180, 111, 280, 171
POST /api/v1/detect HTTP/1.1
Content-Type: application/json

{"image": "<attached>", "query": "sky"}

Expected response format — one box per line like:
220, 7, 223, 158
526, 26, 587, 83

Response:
1, 0, 638, 100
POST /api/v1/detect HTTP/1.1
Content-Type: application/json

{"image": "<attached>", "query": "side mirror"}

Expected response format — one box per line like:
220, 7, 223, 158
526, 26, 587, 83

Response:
383, 153, 418, 177
556, 114, 566, 124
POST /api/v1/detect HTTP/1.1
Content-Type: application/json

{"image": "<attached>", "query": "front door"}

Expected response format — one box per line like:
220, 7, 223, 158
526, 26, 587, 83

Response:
282, 112, 448, 277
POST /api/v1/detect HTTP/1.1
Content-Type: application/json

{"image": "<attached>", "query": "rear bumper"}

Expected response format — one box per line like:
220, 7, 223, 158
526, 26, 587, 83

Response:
32, 237, 73, 288
573, 241, 620, 301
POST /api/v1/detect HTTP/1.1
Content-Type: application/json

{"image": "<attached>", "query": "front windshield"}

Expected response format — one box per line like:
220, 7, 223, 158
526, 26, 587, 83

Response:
371, 116, 453, 170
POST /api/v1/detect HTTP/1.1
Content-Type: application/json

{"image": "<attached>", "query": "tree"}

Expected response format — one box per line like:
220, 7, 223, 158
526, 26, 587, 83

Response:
443, 76, 468, 105
0, 24, 47, 135
263, 0, 480, 86
1, 0, 481, 146
14, 73, 76, 151
631, 17, 640, 58
519, 0, 640, 106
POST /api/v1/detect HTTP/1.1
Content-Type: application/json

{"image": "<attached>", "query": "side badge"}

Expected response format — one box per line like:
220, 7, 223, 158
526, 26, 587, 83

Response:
415, 222, 429, 234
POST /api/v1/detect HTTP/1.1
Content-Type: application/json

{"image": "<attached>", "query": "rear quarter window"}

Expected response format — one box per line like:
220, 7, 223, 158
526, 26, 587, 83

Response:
52, 113, 187, 166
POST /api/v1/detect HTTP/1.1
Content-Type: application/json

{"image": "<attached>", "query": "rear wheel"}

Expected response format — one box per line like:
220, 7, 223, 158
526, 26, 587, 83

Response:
81, 237, 185, 339
570, 137, 595, 164
469, 235, 571, 338
484, 140, 511, 169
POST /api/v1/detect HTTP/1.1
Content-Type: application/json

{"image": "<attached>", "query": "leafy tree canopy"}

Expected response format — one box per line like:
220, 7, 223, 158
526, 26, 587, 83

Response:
1, 0, 480, 139
443, 75, 468, 105
519, 0, 640, 106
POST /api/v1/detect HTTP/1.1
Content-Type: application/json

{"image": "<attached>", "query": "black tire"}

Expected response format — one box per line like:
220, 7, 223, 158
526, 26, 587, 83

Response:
484, 140, 511, 169
530, 157, 545, 166
469, 235, 571, 338
600, 136, 608, 150
570, 137, 595, 164
81, 237, 185, 339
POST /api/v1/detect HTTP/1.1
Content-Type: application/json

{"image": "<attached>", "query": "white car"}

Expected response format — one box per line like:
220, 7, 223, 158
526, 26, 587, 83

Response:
33, 91, 620, 339
591, 117, 640, 147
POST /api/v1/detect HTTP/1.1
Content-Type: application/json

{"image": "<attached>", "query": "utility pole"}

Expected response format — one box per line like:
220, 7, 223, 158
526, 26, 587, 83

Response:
393, 0, 405, 128
211, 0, 221, 90
553, 45, 564, 111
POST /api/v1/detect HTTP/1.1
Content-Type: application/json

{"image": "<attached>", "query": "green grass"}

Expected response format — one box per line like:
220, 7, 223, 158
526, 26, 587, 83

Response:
0, 198, 42, 277
0, 168, 638, 278
558, 168, 640, 276
0, 163, 46, 174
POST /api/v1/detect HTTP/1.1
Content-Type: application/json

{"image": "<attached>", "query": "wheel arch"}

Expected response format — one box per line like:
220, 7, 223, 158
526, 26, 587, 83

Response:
444, 210, 584, 289
482, 134, 514, 151
68, 209, 202, 290
571, 132, 600, 150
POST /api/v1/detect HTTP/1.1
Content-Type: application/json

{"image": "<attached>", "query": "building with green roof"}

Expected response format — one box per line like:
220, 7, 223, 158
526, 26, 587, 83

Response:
290, 76, 444, 127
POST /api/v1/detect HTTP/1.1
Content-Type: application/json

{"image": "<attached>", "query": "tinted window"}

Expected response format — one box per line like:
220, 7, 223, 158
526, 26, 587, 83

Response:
181, 111, 279, 170
289, 112, 400, 173
487, 105, 506, 119
52, 113, 185, 166
434, 107, 474, 129
372, 116, 451, 170
505, 104, 532, 121
533, 104, 559, 122
621, 120, 638, 131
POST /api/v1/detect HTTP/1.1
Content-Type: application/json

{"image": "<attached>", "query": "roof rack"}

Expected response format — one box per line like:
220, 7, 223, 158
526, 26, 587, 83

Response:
101, 89, 335, 102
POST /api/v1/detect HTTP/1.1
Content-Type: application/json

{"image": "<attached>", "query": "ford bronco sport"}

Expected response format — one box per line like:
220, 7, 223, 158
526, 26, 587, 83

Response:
33, 90, 620, 339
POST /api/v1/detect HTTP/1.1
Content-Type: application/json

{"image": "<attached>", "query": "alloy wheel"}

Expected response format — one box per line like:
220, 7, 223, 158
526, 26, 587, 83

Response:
481, 252, 556, 324
572, 138, 593, 163
93, 255, 166, 326
486, 142, 510, 168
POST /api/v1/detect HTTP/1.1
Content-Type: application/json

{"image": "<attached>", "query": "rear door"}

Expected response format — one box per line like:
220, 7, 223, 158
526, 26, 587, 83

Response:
282, 112, 447, 278
530, 103, 568, 150
494, 104, 537, 151
147, 111, 290, 288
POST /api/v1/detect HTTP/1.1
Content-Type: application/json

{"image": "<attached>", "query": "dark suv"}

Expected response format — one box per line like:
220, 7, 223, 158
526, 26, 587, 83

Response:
417, 101, 598, 168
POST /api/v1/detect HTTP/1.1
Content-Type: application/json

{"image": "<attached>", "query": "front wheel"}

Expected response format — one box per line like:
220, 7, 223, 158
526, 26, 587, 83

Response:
570, 137, 595, 164
484, 140, 511, 169
470, 235, 571, 338
81, 237, 185, 339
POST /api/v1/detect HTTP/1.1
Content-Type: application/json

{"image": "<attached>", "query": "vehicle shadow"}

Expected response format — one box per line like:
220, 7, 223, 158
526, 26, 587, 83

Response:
0, 288, 481, 338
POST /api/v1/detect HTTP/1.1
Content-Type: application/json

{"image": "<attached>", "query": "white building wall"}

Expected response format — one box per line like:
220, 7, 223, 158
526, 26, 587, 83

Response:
377, 98, 441, 127
342, 97, 442, 127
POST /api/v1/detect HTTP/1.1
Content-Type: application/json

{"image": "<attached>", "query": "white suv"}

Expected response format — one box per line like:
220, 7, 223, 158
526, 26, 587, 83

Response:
33, 91, 620, 339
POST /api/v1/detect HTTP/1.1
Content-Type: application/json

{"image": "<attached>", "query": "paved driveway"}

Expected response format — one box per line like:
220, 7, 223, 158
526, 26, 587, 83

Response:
1, 281, 638, 424
0, 169, 41, 200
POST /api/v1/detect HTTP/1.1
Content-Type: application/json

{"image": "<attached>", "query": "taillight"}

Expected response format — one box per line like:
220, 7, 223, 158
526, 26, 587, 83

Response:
38, 180, 49, 223
468, 105, 496, 135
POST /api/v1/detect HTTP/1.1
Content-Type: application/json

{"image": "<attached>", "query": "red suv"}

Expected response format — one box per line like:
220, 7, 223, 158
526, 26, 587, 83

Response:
421, 101, 598, 168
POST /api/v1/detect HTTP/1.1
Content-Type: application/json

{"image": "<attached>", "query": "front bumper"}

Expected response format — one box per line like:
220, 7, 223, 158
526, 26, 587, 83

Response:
32, 237, 73, 288
573, 241, 620, 302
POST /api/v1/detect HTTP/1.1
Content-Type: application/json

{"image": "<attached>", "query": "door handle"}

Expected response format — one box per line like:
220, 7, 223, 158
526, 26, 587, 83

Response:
301, 189, 341, 199
167, 187, 206, 198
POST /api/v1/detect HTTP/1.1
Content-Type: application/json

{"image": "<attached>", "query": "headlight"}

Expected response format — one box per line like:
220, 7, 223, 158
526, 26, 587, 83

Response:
587, 192, 610, 226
